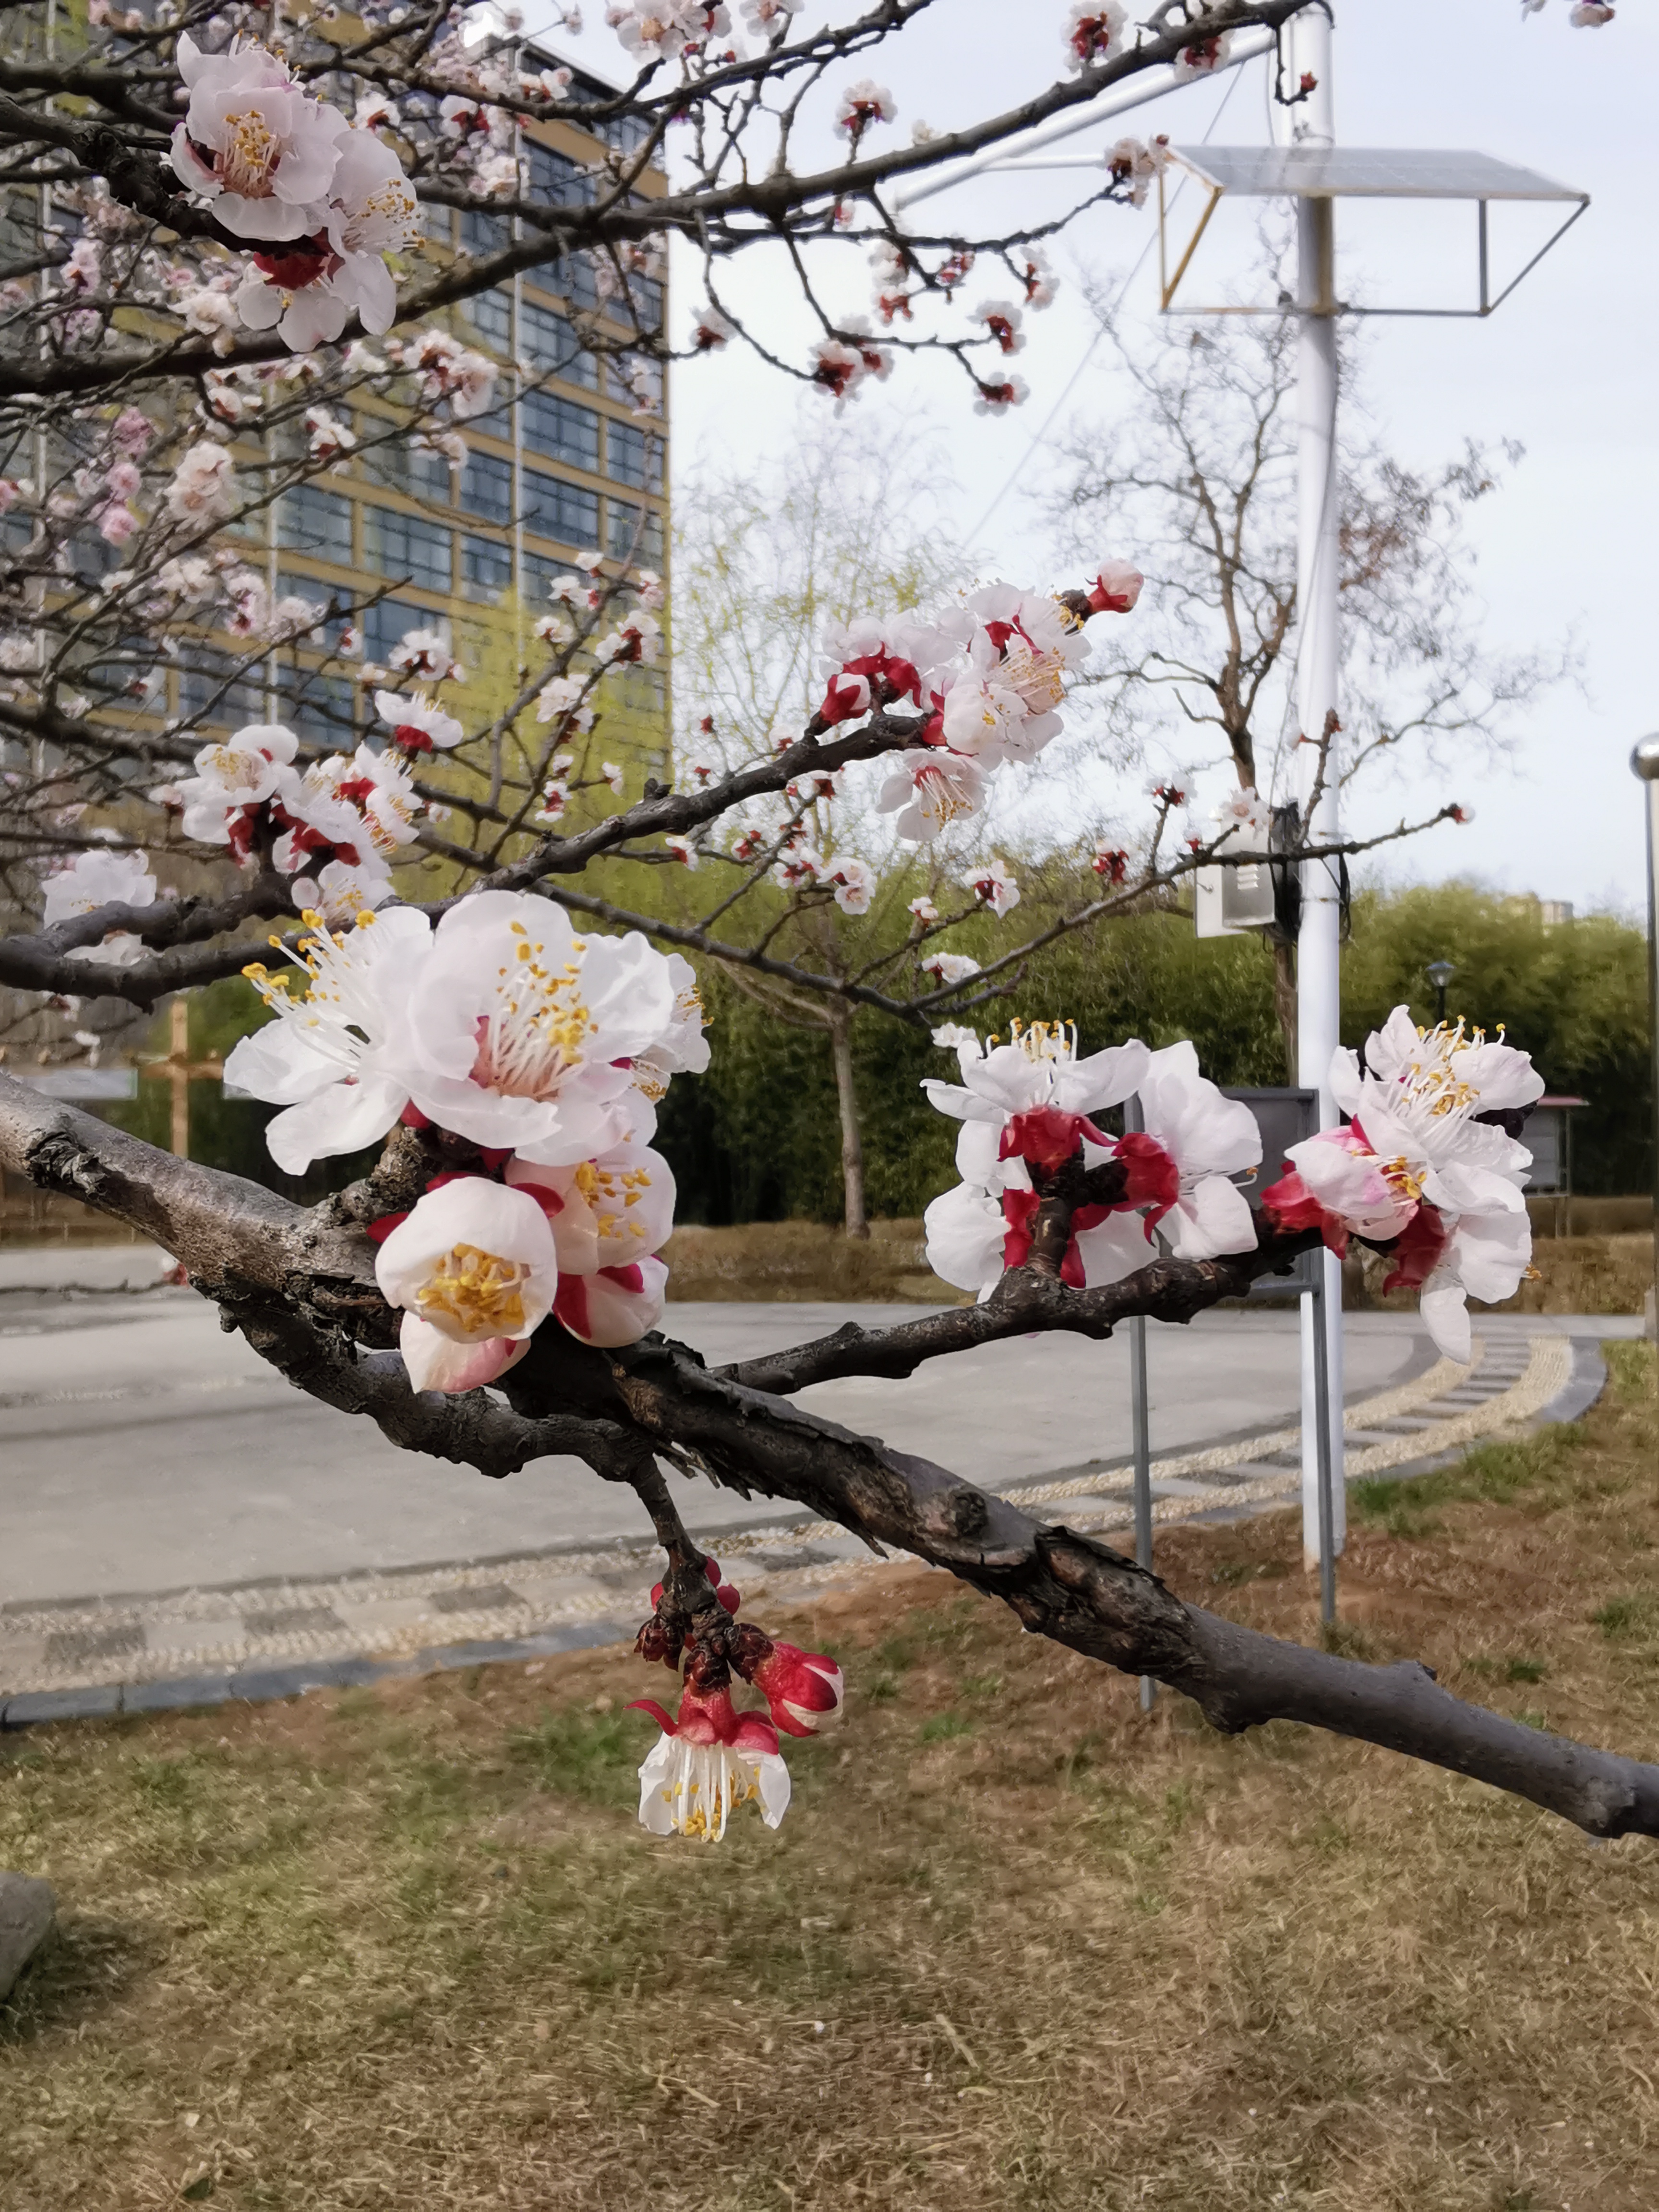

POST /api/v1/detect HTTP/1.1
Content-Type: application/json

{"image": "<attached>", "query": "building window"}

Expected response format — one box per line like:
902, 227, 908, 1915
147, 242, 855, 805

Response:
276, 666, 357, 749
522, 391, 601, 474
461, 531, 513, 602
361, 433, 451, 505
524, 469, 600, 550
421, 201, 454, 249
465, 285, 513, 351
363, 597, 440, 668
462, 449, 514, 526
527, 143, 594, 207
364, 506, 453, 593
278, 484, 354, 568
523, 549, 582, 604
607, 499, 663, 566
606, 418, 662, 491
616, 272, 663, 333
611, 349, 664, 410
178, 648, 265, 731
542, 254, 598, 312
460, 208, 511, 261
520, 300, 597, 389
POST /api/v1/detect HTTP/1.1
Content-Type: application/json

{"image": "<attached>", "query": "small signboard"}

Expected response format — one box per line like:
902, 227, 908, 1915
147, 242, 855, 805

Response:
1224, 1085, 1321, 1295
11, 1067, 138, 1102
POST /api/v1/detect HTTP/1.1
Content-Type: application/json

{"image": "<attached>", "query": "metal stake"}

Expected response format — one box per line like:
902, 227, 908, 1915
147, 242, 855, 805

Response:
1633, 736, 1659, 1342
1309, 1265, 1337, 1628
1124, 1092, 1156, 1710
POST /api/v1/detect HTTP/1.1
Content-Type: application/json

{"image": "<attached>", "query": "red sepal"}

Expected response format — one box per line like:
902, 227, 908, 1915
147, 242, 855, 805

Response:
365, 1211, 409, 1244
999, 1106, 1105, 1172
1000, 1187, 1040, 1270
399, 1102, 432, 1130
626, 1697, 678, 1734
1260, 1167, 1349, 1258
1381, 1200, 1448, 1294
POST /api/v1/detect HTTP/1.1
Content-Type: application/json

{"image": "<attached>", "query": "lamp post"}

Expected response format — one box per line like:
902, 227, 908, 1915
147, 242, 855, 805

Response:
1426, 960, 1455, 1028
1633, 735, 1659, 1343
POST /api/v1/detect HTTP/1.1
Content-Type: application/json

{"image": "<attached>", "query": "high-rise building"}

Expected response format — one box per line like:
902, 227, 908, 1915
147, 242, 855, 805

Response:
269, 42, 670, 774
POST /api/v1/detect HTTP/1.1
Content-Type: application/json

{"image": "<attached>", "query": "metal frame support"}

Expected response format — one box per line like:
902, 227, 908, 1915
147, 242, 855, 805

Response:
1633, 736, 1659, 1342
1124, 1091, 1156, 1710
1307, 1263, 1338, 1626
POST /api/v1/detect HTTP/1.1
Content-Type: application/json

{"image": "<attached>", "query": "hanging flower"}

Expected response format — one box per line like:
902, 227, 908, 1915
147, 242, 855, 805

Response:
691, 302, 735, 350
629, 1681, 792, 1841
920, 949, 982, 987
1173, 32, 1231, 80
375, 1177, 559, 1393
878, 750, 986, 842
818, 854, 876, 915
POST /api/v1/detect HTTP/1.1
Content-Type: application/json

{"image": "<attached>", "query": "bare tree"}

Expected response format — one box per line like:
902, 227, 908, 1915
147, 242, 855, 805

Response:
1, 0, 1651, 1850
1048, 285, 1568, 1073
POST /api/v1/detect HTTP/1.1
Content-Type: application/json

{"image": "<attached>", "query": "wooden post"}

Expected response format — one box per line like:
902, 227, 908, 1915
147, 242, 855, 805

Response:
140, 998, 225, 1160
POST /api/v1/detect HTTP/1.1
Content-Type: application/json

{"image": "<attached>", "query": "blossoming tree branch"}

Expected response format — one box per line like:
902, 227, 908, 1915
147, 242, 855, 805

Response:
2, 0, 1647, 1846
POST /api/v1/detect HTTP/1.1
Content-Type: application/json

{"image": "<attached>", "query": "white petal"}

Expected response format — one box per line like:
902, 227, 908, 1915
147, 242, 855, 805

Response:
263, 1073, 407, 1176
1165, 1175, 1258, 1261
1419, 1283, 1472, 1363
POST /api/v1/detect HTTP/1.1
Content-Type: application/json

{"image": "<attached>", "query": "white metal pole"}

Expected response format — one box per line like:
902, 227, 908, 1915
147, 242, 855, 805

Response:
1289, 10, 1346, 1571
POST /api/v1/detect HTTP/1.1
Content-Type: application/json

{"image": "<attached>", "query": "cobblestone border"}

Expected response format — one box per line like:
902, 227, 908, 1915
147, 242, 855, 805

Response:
0, 1327, 1594, 1723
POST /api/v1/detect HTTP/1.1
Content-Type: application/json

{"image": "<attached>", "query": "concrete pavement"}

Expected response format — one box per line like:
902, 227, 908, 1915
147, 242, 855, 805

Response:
0, 1242, 1639, 1716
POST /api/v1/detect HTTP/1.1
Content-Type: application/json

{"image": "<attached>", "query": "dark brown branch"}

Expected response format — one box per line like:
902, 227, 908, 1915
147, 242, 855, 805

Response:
3, 1076, 1655, 1845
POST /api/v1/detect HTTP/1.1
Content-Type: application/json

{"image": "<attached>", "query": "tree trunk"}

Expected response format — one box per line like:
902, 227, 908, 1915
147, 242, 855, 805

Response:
827, 1008, 869, 1240
1272, 938, 1298, 1086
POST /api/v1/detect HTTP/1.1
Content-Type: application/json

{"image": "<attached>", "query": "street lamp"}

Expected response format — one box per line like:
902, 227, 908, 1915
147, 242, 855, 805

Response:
1426, 960, 1456, 1028
1633, 735, 1659, 1344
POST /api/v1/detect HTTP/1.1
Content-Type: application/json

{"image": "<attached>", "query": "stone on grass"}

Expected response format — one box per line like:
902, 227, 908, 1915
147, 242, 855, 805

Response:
0, 1871, 56, 2000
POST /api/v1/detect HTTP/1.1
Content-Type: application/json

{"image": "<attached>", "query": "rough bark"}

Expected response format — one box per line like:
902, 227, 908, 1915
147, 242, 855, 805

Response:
827, 1006, 869, 1240
4, 1069, 1657, 1844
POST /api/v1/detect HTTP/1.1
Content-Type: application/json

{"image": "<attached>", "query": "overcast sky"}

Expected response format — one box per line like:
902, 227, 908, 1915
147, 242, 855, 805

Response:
544, 1, 1657, 918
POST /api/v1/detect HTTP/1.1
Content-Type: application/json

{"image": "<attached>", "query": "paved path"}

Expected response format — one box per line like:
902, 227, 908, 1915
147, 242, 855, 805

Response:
0, 1244, 1640, 1718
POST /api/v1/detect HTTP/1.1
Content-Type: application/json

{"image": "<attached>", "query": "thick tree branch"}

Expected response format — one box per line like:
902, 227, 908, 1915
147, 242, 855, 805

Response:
4, 1075, 1655, 1846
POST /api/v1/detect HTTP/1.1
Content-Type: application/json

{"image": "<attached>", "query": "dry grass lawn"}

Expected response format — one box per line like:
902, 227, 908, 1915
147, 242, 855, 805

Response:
2, 1344, 1656, 2212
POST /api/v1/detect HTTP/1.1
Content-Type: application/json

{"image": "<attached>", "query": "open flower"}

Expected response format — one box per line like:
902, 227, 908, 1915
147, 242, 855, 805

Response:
878, 749, 986, 841
924, 1020, 1149, 1191
1262, 1008, 1541, 1359
404, 892, 677, 1159
374, 687, 465, 753
509, 1142, 678, 1274
158, 722, 301, 852
629, 1681, 791, 1841
375, 1177, 559, 1393
41, 847, 156, 966
167, 35, 349, 241
225, 905, 430, 1173
1089, 1040, 1260, 1267
960, 856, 1019, 917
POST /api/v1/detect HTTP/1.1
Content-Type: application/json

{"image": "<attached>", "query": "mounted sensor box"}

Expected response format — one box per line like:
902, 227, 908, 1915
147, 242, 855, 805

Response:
1194, 860, 1276, 938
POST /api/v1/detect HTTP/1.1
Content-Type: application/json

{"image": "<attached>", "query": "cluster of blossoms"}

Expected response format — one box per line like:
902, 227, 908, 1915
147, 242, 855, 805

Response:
166, 36, 419, 351
1262, 1009, 1543, 1361
152, 703, 458, 920
923, 1022, 1262, 1297
226, 891, 709, 1382
628, 1561, 843, 1841
807, 563, 1142, 845
920, 1005, 1542, 1363
39, 848, 160, 967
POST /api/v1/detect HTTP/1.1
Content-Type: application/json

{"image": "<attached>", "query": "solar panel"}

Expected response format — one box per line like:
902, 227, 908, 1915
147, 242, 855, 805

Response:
1172, 147, 1586, 203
